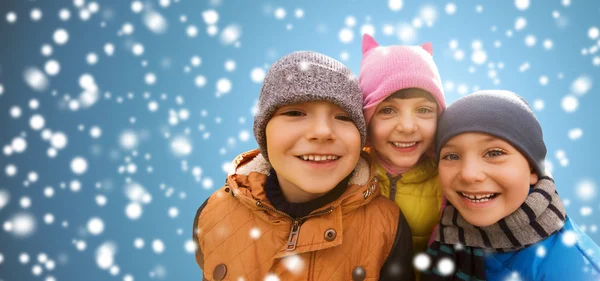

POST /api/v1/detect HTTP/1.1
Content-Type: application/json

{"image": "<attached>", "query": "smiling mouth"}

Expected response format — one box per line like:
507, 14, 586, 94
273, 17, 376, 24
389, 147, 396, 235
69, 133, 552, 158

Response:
391, 141, 419, 148
296, 155, 341, 162
457, 191, 500, 203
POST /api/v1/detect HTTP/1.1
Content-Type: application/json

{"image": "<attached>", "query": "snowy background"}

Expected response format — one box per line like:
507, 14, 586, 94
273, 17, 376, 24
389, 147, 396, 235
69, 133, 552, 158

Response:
0, 0, 599, 280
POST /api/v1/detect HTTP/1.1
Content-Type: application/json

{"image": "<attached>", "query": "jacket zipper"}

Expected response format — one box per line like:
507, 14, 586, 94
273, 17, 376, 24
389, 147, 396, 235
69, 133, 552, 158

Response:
386, 173, 402, 201
256, 200, 334, 251
308, 251, 316, 281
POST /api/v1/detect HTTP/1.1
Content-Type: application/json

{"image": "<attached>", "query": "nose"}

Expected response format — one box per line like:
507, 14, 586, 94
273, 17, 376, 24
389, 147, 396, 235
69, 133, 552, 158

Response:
395, 113, 417, 134
459, 157, 486, 183
307, 116, 335, 142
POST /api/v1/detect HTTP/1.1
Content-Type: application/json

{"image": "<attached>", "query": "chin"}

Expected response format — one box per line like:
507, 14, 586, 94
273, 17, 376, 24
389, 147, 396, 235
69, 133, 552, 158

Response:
464, 217, 498, 227
390, 157, 420, 168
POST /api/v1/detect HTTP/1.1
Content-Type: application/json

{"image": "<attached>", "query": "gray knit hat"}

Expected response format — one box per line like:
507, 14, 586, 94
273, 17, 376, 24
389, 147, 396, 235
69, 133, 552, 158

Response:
254, 51, 366, 162
436, 90, 547, 177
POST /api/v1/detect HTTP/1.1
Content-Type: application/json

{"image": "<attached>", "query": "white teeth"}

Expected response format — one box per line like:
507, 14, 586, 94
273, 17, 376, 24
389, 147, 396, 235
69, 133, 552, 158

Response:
392, 142, 417, 148
299, 155, 339, 162
460, 192, 496, 201
468, 198, 491, 203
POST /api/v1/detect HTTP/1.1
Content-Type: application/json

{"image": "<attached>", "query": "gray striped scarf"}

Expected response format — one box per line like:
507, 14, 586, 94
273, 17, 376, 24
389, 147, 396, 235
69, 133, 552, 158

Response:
435, 177, 566, 251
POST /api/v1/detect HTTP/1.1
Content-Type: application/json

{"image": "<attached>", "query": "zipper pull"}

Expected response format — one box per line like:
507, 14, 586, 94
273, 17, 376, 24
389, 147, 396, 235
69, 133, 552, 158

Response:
286, 220, 301, 251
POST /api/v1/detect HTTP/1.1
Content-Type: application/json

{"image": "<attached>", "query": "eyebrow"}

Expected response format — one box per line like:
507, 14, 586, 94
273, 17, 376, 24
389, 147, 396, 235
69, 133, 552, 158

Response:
480, 136, 501, 143
380, 98, 437, 106
443, 135, 499, 149
441, 143, 457, 150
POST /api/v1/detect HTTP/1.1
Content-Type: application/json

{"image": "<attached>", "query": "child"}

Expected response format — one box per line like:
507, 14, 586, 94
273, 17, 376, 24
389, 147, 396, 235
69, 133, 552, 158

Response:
193, 51, 415, 281
359, 34, 447, 255
422, 90, 600, 280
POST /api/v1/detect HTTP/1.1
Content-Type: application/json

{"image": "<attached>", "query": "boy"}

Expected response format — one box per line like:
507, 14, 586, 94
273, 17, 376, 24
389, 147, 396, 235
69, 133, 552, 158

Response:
193, 51, 415, 281
423, 90, 600, 281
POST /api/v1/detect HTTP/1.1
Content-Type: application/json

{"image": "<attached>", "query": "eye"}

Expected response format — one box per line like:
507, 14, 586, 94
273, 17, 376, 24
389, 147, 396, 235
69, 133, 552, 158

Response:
416, 107, 434, 114
335, 115, 353, 122
441, 153, 459, 161
486, 149, 506, 158
378, 107, 395, 115
281, 110, 305, 117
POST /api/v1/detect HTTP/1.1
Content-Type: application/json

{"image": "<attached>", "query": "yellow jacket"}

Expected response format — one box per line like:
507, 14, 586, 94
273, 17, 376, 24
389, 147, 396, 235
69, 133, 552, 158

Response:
368, 149, 443, 255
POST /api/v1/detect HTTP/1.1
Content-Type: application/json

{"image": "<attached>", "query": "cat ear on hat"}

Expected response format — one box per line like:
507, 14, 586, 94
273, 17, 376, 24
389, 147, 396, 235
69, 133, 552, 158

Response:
421, 42, 433, 55
362, 33, 380, 55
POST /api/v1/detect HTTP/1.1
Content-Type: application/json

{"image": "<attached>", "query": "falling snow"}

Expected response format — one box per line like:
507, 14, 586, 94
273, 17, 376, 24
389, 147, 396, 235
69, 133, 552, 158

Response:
87, 217, 105, 235
1, 2, 599, 281
576, 179, 596, 201
562, 230, 578, 246
152, 240, 165, 254
413, 253, 431, 271
389, 0, 404, 12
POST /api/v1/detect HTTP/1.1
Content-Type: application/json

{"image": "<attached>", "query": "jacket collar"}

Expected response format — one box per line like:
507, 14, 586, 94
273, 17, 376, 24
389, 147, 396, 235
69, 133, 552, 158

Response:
227, 149, 379, 215
223, 149, 380, 256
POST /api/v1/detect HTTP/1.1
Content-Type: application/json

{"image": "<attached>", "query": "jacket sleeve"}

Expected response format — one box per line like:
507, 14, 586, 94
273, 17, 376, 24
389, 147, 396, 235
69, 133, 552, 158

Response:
379, 209, 416, 281
193, 198, 210, 271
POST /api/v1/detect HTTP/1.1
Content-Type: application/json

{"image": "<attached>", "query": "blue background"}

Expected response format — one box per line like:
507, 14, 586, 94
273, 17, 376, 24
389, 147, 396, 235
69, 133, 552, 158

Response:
1, 0, 599, 280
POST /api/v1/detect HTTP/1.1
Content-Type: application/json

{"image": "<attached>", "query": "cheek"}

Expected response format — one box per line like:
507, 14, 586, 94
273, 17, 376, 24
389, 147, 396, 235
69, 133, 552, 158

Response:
506, 182, 530, 207
265, 122, 291, 154
265, 126, 278, 151
419, 119, 438, 139
339, 126, 362, 151
440, 174, 454, 197
438, 167, 455, 195
369, 121, 393, 143
500, 172, 531, 214
438, 165, 452, 182
265, 121, 277, 143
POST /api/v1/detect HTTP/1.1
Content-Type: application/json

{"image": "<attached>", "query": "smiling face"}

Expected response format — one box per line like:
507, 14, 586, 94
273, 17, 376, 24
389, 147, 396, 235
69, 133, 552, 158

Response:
265, 101, 361, 203
438, 132, 539, 227
367, 88, 439, 170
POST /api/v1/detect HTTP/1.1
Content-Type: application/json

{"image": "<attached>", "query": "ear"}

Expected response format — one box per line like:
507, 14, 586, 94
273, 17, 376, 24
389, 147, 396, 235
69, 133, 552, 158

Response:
362, 33, 380, 54
530, 169, 539, 185
421, 42, 433, 55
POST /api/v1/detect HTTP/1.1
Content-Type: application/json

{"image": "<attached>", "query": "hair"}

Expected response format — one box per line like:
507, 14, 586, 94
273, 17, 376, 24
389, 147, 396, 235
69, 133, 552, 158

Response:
385, 88, 436, 102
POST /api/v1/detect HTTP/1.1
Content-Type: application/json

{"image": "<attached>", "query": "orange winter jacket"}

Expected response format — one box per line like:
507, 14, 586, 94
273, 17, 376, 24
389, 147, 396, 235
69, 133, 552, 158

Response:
193, 149, 415, 281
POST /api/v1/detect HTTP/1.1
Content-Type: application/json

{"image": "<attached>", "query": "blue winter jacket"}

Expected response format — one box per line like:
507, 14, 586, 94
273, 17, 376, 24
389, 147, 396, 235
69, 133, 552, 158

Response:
485, 216, 600, 281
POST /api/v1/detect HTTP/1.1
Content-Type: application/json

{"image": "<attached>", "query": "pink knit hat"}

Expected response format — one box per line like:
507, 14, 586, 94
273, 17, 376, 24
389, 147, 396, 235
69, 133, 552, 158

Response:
359, 34, 446, 126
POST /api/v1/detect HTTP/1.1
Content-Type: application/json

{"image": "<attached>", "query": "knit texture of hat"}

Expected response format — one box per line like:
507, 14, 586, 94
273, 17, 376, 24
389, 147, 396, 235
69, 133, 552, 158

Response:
359, 34, 446, 126
435, 90, 547, 177
254, 51, 366, 161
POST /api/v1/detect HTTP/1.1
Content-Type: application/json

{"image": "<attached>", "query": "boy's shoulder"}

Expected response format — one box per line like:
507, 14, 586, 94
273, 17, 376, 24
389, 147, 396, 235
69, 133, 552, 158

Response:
197, 150, 266, 225
199, 184, 246, 224
544, 216, 600, 274
486, 216, 600, 279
